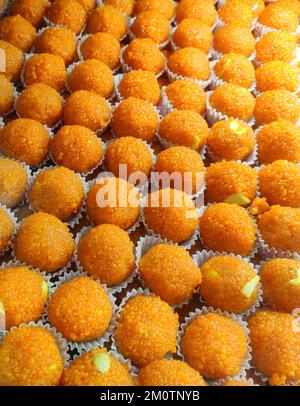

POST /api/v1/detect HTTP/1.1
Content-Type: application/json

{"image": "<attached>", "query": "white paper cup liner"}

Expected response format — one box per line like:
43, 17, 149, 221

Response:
253, 21, 300, 39
210, 46, 256, 63
166, 65, 211, 89
206, 141, 258, 166
128, 16, 171, 50
213, 376, 259, 386
257, 229, 300, 260
0, 204, 18, 256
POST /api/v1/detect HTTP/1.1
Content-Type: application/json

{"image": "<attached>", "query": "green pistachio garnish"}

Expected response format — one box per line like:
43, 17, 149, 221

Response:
288, 269, 300, 285
224, 193, 251, 206
241, 275, 260, 298
94, 352, 111, 374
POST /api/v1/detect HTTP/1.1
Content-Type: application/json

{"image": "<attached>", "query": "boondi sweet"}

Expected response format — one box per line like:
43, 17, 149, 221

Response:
255, 31, 297, 64
86, 5, 127, 39
163, 80, 206, 114
168, 47, 210, 82
257, 2, 298, 33
172, 18, 212, 53
131, 10, 170, 45
10, 0, 49, 27
46, 0, 87, 34
213, 53, 255, 89
176, 0, 217, 26
105, 0, 135, 16
118, 70, 161, 105
0, 74, 14, 116
213, 25, 255, 57
0, 206, 14, 253
0, 40, 24, 82
218, 0, 254, 29
0, 157, 28, 208
0, 14, 36, 52
255, 61, 299, 93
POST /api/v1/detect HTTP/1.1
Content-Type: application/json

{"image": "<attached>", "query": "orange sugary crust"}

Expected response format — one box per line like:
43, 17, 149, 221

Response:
172, 18, 213, 53
213, 25, 255, 57
10, 0, 49, 27
214, 53, 255, 89
255, 61, 299, 93
165, 80, 206, 114
0, 157, 28, 208
258, 3, 298, 32
105, 0, 135, 16
0, 207, 14, 252
0, 40, 24, 82
0, 74, 14, 116
118, 70, 161, 105
276, 0, 300, 15
249, 197, 270, 216
46, 0, 87, 34
76, 0, 96, 12
135, 0, 175, 20
240, 0, 265, 16
168, 47, 210, 81
86, 5, 127, 39
131, 10, 170, 44
218, 0, 254, 29
0, 15, 36, 52
176, 0, 217, 26
255, 31, 297, 64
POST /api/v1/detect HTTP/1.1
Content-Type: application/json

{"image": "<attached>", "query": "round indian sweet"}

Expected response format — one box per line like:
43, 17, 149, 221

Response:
255, 31, 297, 64
76, 0, 96, 11
131, 10, 170, 45
200, 203, 257, 256
254, 90, 300, 126
208, 119, 255, 161
213, 52, 255, 89
143, 188, 198, 243
213, 24, 255, 57
118, 70, 160, 105
16, 83, 63, 127
61, 348, 134, 386
46, 0, 87, 34
0, 74, 14, 116
15, 212, 75, 272
48, 276, 112, 342
0, 118, 50, 166
210, 83, 255, 122
28, 166, 84, 221
181, 312, 248, 379
63, 90, 110, 131
176, 0, 217, 26
168, 47, 210, 82
154, 146, 205, 195
0, 265, 48, 329
77, 224, 134, 286
137, 359, 206, 386
0, 14, 36, 52
86, 5, 127, 39
51, 125, 103, 174
105, 136, 153, 180
0, 325, 63, 386
23, 53, 66, 92
135, 0, 174, 20
86, 176, 140, 230
163, 80, 206, 114
35, 26, 77, 66
123, 38, 165, 76
200, 256, 260, 313
80, 32, 120, 70
111, 96, 159, 141
138, 243, 202, 305
67, 59, 114, 99
276, 0, 300, 15
115, 294, 178, 367
221, 379, 253, 386
205, 161, 257, 203
260, 258, 300, 313
218, 0, 254, 29
104, 0, 135, 15
172, 18, 212, 54
10, 0, 49, 27
0, 157, 28, 208
248, 310, 300, 385
258, 2, 298, 33
257, 120, 300, 164
0, 206, 14, 253
0, 40, 24, 82
258, 205, 300, 252
255, 61, 299, 93
159, 110, 209, 150
240, 0, 265, 16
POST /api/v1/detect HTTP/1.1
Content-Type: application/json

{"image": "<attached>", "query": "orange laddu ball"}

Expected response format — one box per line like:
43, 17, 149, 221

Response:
86, 5, 127, 39
257, 2, 298, 33
258, 205, 300, 253
67, 59, 113, 99
77, 224, 134, 286
135, 0, 175, 20
213, 25, 255, 57
240, 0, 265, 16
164, 80, 206, 115
0, 325, 63, 386
111, 97, 159, 141
210, 84, 255, 122
131, 10, 170, 45
181, 312, 248, 379
15, 212, 75, 272
0, 74, 14, 116
118, 70, 161, 105
115, 294, 178, 367
159, 110, 209, 150
168, 47, 210, 82
255, 61, 299, 93
50, 125, 103, 174
258, 160, 300, 207
257, 120, 300, 164
28, 166, 84, 221
80, 32, 120, 71
48, 276, 112, 342
23, 53, 66, 92
200, 203, 257, 257
0, 158, 28, 208
0, 40, 24, 82
0, 206, 14, 253
0, 118, 51, 166
10, 0, 49, 27
200, 256, 260, 314
123, 38, 165, 75
205, 161, 257, 203
255, 31, 297, 64
248, 310, 300, 385
138, 243, 202, 305
176, 0, 217, 26
63, 90, 111, 131
86, 177, 140, 230
143, 188, 198, 243
208, 119, 255, 161
137, 359, 206, 386
76, 0, 96, 12
61, 348, 134, 386
0, 14, 36, 52
218, 0, 255, 29
35, 26, 77, 66
16, 83, 63, 127
154, 146, 205, 195
105, 136, 153, 180
276, 0, 300, 15
172, 18, 213, 54
0, 265, 48, 329
214, 53, 255, 89
46, 0, 87, 35
260, 258, 300, 313
104, 0, 135, 16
